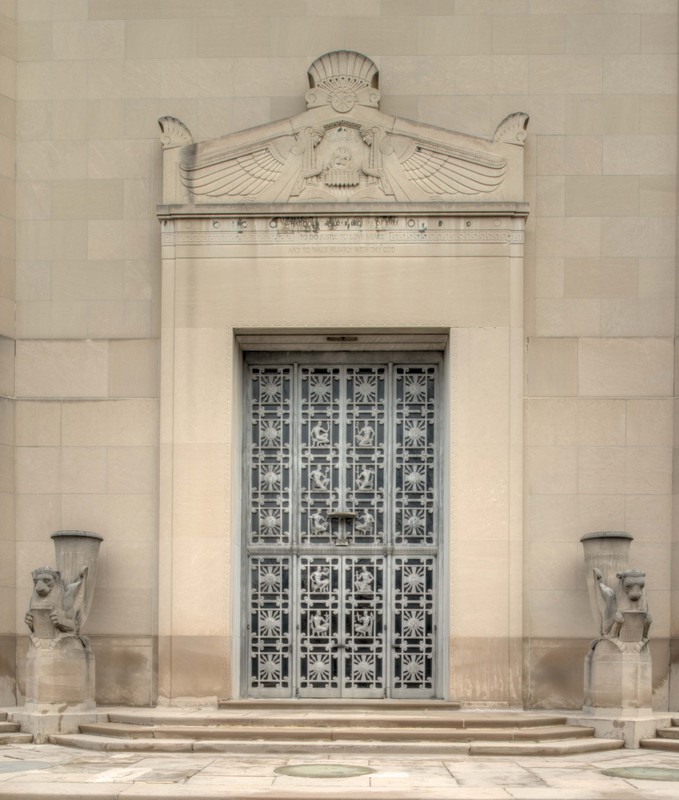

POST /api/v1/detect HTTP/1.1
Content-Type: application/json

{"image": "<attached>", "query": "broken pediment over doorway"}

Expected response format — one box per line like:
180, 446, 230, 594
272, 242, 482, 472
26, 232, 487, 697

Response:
159, 50, 528, 207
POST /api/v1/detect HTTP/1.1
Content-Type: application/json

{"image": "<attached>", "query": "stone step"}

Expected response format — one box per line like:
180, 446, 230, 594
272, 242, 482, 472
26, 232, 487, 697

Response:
0, 722, 20, 733
49, 732, 623, 756
0, 712, 6, 722
218, 698, 462, 712
0, 732, 33, 745
641, 737, 679, 753
107, 710, 570, 730
80, 721, 594, 743
656, 727, 679, 739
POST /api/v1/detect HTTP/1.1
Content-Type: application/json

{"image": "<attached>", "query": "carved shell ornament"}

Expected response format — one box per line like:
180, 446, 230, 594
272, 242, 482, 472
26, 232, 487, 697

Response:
160, 51, 528, 203
158, 116, 193, 150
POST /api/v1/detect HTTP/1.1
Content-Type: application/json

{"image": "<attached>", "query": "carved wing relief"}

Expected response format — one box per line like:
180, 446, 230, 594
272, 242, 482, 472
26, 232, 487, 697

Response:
397, 139, 507, 197
180, 138, 296, 200
171, 119, 520, 203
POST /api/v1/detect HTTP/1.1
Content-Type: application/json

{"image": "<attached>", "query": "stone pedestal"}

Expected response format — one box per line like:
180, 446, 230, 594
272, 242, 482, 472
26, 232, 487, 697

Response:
18, 646, 98, 741
26, 646, 95, 707
569, 710, 669, 749
584, 638, 652, 711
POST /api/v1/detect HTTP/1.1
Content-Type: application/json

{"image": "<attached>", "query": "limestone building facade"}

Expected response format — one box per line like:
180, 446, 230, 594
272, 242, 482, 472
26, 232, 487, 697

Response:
0, 0, 677, 712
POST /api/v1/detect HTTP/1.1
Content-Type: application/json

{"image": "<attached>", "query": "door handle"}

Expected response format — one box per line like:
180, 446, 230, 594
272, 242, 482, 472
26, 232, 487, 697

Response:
327, 511, 356, 546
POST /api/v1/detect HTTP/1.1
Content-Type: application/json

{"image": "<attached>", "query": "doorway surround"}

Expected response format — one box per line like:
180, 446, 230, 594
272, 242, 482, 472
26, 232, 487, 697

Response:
156, 51, 528, 706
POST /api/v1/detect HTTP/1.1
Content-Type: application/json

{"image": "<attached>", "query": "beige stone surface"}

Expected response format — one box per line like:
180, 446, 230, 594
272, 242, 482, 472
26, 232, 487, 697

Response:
60, 493, 155, 544
526, 398, 628, 447
528, 494, 625, 544
625, 495, 672, 543
171, 442, 229, 536
0, 336, 14, 396
15, 492, 60, 541
61, 398, 157, 446
564, 258, 638, 299
578, 338, 674, 397
526, 446, 577, 495
526, 338, 578, 396
171, 537, 230, 636
108, 339, 158, 398
92, 634, 154, 705
172, 328, 229, 444
600, 298, 675, 337
452, 540, 510, 638
15, 340, 109, 397
173, 256, 512, 330
528, 589, 593, 639
626, 398, 673, 446
52, 179, 124, 220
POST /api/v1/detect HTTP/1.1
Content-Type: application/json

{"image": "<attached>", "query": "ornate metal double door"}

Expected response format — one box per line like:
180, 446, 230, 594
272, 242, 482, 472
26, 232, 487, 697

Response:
245, 356, 441, 698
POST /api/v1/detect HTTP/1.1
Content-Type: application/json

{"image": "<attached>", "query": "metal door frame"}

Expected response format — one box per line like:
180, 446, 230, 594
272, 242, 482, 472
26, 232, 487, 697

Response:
240, 350, 445, 699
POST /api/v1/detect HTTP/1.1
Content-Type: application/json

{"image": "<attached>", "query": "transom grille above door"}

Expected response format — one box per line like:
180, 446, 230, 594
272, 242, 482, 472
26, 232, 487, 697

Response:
244, 356, 441, 698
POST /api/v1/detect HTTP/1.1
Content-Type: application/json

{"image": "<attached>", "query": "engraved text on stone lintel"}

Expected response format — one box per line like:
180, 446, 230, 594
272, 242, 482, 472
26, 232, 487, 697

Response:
161, 214, 525, 250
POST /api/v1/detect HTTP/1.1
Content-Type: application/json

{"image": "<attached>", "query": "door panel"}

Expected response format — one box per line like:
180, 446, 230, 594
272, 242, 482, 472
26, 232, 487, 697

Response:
245, 357, 440, 698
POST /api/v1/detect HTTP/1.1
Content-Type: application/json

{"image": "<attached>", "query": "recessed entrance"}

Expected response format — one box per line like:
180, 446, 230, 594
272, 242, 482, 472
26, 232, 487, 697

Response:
243, 353, 442, 698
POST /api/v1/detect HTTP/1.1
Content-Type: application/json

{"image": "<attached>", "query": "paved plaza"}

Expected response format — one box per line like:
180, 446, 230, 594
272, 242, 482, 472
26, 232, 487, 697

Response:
1, 742, 679, 799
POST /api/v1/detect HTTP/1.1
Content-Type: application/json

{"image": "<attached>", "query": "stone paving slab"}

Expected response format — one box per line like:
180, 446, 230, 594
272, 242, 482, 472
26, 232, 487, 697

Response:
0, 742, 678, 798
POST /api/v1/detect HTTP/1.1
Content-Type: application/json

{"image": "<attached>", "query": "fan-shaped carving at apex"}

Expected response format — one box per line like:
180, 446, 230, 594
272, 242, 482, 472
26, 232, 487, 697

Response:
398, 140, 507, 196
308, 51, 379, 90
306, 51, 380, 111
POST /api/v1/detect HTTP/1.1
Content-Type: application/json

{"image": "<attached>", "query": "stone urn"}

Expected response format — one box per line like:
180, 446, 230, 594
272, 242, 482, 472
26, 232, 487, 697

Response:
580, 531, 633, 636
51, 530, 103, 629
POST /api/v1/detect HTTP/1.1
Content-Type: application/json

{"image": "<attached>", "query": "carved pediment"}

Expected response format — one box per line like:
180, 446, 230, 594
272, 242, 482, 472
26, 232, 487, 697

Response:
159, 51, 528, 206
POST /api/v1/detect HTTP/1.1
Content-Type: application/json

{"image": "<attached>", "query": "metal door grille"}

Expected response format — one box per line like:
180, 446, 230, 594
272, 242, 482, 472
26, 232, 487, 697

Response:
245, 358, 440, 698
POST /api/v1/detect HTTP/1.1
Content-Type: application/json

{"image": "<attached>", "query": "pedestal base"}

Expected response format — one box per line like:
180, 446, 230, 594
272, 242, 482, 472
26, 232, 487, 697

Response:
25, 645, 95, 706
569, 710, 671, 748
584, 639, 652, 710
13, 703, 105, 743
21, 644, 97, 742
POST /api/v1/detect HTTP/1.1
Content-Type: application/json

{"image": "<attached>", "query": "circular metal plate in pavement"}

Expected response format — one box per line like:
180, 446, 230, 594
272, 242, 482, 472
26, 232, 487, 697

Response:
603, 766, 679, 782
275, 763, 375, 779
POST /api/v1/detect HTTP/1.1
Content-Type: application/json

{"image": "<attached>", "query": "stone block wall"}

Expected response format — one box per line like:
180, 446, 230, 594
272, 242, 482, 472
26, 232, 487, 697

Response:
5, 0, 679, 708
0, 0, 15, 707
